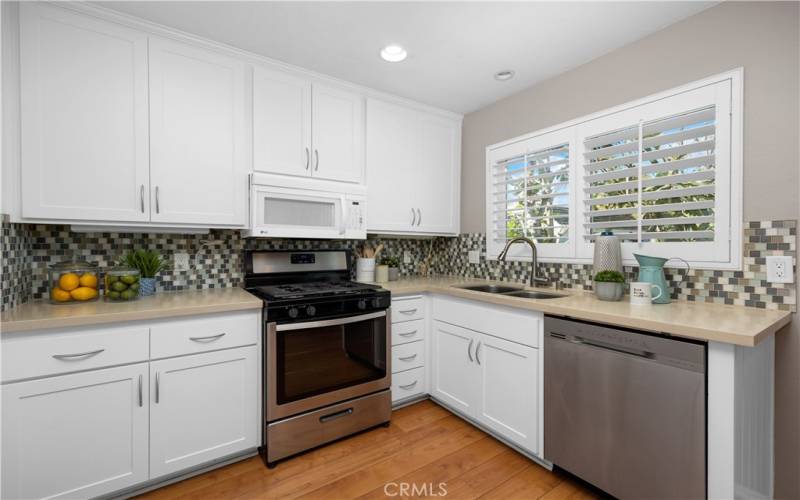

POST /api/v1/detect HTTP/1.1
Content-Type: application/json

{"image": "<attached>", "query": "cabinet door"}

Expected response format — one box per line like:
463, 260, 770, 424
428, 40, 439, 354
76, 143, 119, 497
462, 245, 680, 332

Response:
475, 333, 539, 454
19, 3, 150, 222
149, 347, 259, 478
414, 115, 461, 234
430, 321, 479, 416
311, 84, 364, 183
253, 67, 312, 177
365, 98, 417, 232
1, 363, 148, 499
149, 38, 248, 226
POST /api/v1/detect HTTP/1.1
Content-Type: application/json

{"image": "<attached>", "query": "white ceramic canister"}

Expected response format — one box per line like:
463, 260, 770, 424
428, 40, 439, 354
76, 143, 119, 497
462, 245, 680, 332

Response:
375, 264, 389, 283
356, 258, 376, 282
593, 230, 622, 274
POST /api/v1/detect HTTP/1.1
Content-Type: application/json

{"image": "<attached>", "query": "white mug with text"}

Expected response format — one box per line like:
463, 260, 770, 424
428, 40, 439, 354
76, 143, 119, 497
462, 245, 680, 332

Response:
630, 281, 663, 305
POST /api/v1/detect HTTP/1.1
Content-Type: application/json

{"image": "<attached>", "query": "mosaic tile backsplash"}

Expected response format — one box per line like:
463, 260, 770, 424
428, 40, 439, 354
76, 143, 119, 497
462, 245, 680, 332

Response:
1, 219, 795, 312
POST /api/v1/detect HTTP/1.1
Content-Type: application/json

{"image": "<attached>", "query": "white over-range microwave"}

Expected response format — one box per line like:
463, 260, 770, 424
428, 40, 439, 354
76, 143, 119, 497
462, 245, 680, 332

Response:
245, 174, 367, 239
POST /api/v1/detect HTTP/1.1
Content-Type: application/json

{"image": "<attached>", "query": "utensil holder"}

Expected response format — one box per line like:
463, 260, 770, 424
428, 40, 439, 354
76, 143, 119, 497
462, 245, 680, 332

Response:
356, 258, 375, 283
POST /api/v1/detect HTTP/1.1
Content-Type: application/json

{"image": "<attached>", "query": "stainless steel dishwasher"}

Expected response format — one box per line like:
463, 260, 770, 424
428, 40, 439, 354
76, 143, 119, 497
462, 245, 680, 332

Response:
544, 316, 706, 500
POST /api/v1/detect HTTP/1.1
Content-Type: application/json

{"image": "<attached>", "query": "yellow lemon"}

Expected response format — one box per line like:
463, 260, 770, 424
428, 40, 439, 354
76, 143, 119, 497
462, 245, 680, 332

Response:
58, 273, 80, 291
79, 273, 98, 289
70, 287, 98, 301
51, 287, 72, 302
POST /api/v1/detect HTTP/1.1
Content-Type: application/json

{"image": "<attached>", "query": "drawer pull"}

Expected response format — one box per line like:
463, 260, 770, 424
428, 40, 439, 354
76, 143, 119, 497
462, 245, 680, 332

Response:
52, 348, 105, 360
398, 309, 418, 315
189, 332, 227, 343
399, 380, 418, 390
399, 354, 418, 362
319, 407, 353, 423
398, 331, 417, 337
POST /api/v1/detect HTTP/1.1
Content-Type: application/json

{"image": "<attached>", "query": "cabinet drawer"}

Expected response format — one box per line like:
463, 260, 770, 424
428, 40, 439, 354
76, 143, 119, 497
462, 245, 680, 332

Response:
392, 296, 424, 323
432, 295, 541, 348
391, 341, 425, 373
392, 319, 425, 345
392, 367, 426, 403
2, 324, 149, 382
150, 311, 260, 359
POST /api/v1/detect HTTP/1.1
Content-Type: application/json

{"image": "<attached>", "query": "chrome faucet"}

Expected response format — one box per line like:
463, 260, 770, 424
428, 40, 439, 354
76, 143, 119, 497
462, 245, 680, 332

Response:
497, 237, 549, 288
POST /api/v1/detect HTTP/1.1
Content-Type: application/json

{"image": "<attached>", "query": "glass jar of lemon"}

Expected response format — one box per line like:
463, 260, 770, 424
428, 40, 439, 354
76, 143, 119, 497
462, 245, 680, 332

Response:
48, 261, 100, 304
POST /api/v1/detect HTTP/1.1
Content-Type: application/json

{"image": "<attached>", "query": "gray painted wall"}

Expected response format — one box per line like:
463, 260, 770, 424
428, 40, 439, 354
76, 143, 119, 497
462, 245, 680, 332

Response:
460, 2, 800, 497
461, 0, 799, 233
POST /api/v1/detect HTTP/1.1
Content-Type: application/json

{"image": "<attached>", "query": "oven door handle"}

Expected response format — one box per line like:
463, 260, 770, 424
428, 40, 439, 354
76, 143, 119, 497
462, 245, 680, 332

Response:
275, 310, 387, 331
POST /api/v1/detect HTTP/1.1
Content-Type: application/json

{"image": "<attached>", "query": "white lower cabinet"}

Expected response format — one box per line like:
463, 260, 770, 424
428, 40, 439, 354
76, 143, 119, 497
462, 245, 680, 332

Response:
431, 295, 543, 457
1, 310, 261, 499
1, 363, 149, 500
476, 334, 538, 454
149, 346, 259, 478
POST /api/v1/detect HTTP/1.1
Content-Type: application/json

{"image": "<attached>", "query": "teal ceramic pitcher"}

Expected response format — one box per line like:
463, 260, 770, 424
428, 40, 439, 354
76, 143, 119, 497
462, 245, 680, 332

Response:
633, 254, 690, 304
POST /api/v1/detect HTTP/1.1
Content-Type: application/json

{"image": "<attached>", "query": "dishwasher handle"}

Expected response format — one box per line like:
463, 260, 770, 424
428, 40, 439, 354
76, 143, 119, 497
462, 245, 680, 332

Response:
549, 332, 654, 360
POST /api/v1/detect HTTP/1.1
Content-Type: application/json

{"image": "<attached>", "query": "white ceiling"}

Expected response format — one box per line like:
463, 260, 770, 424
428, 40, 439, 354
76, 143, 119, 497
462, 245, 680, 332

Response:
94, 1, 716, 114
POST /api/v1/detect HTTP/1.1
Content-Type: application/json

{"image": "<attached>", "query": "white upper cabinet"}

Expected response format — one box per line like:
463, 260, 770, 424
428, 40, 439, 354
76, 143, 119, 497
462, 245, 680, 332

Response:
253, 67, 312, 177
253, 75, 365, 184
311, 84, 365, 183
148, 38, 248, 226
19, 4, 150, 222
366, 98, 461, 235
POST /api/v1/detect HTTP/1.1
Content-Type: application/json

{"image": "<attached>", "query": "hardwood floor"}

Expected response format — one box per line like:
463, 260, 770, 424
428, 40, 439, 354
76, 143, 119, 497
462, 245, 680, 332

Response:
137, 400, 601, 500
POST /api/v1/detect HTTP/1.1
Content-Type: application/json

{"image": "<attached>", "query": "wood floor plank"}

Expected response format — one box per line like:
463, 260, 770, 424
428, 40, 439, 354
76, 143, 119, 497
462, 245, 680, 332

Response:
356, 435, 507, 500
137, 401, 595, 500
478, 464, 563, 500
290, 415, 485, 499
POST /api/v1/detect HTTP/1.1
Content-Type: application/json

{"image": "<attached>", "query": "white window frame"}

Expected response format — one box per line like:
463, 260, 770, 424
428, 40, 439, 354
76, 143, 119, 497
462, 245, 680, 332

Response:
485, 68, 743, 270
485, 127, 578, 261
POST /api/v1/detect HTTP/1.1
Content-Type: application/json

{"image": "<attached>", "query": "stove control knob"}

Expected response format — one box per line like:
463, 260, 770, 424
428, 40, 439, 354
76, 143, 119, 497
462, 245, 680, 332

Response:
371, 298, 382, 308
287, 307, 299, 319
306, 305, 316, 316
357, 300, 367, 310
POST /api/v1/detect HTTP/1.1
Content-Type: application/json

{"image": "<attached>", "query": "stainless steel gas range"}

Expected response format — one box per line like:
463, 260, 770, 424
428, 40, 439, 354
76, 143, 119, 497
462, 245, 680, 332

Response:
244, 249, 392, 467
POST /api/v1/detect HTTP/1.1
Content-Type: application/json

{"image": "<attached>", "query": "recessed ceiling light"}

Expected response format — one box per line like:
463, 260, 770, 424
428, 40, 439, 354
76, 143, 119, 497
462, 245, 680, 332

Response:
494, 70, 515, 81
380, 44, 407, 63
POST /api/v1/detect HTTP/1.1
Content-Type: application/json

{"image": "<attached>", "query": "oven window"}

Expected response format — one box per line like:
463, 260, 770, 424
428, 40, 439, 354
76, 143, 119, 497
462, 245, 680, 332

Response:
275, 316, 387, 404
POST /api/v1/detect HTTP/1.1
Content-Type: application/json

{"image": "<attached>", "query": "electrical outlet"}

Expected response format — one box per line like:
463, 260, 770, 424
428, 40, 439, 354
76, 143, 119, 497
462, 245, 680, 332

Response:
468, 250, 480, 264
403, 251, 411, 264
766, 256, 793, 283
174, 252, 190, 271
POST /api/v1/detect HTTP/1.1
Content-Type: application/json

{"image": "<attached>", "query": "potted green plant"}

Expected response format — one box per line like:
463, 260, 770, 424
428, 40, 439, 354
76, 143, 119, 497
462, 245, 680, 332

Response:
381, 256, 401, 281
593, 270, 625, 301
121, 249, 166, 296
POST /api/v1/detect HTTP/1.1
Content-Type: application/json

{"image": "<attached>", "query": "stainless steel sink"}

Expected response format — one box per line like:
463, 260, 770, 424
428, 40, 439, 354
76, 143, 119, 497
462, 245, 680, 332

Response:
456, 284, 522, 294
502, 290, 566, 299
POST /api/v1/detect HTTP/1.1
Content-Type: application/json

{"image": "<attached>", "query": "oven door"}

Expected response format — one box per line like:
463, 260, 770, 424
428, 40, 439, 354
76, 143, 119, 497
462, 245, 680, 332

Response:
266, 311, 390, 421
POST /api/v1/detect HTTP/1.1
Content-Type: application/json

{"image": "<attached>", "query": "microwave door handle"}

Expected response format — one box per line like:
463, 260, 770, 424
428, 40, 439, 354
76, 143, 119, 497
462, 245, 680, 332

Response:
340, 196, 347, 235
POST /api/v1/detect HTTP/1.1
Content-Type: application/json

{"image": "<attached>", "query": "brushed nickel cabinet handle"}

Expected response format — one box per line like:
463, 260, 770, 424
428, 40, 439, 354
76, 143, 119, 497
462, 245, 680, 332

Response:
399, 380, 418, 390
189, 333, 226, 343
305, 147, 310, 170
138, 374, 143, 407
398, 308, 417, 315
475, 341, 482, 365
399, 354, 418, 362
411, 208, 416, 226
140, 185, 145, 213
417, 208, 422, 226
314, 149, 319, 171
155, 372, 160, 404
398, 331, 417, 337
467, 338, 474, 362
155, 186, 160, 214
52, 349, 105, 360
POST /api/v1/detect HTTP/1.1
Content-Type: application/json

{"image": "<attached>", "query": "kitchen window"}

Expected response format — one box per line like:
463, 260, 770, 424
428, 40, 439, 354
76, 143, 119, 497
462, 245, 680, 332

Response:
486, 69, 742, 270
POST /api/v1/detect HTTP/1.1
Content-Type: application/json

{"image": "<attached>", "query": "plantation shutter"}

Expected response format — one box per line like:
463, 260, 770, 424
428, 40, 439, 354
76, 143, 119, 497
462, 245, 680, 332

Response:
583, 106, 716, 243
490, 143, 570, 245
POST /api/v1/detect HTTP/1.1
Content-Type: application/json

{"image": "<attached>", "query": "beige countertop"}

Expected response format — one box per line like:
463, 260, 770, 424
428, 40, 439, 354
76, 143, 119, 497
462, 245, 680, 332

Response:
380, 276, 792, 347
1, 288, 262, 334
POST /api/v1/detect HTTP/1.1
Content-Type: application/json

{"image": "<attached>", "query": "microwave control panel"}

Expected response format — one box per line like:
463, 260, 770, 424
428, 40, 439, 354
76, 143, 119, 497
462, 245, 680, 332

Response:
346, 200, 365, 230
